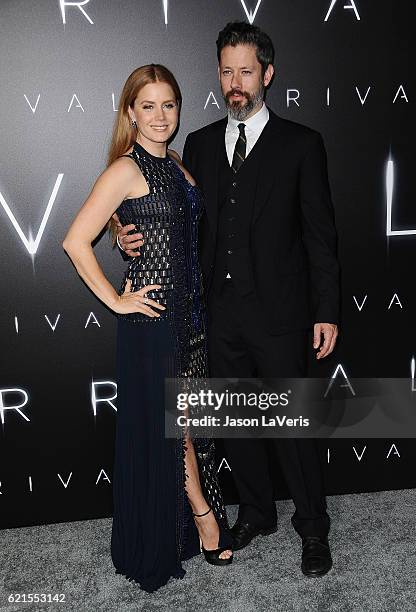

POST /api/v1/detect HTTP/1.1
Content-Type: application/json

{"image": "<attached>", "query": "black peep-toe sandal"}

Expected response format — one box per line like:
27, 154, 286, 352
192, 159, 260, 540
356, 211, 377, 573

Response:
192, 507, 233, 566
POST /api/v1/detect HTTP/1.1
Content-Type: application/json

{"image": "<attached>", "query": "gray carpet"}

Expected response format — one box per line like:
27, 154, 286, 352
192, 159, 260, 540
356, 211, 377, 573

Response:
1, 489, 415, 612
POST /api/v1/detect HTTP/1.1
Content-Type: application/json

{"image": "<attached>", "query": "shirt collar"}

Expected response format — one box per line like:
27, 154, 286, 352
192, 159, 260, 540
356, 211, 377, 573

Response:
227, 102, 269, 133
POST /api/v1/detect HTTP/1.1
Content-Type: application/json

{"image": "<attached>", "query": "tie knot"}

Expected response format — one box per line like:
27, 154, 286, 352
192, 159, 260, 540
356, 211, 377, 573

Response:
238, 123, 246, 134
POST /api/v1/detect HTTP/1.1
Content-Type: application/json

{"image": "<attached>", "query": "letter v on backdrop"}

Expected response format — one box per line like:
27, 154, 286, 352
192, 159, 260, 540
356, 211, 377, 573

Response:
0, 175, 64, 255
239, 0, 263, 24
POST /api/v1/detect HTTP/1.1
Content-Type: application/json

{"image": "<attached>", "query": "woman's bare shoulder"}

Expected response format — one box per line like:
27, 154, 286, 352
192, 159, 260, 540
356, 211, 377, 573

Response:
99, 153, 148, 199
106, 154, 139, 180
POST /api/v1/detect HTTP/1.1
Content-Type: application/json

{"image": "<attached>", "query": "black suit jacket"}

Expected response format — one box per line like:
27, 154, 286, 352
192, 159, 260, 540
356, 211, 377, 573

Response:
182, 108, 340, 335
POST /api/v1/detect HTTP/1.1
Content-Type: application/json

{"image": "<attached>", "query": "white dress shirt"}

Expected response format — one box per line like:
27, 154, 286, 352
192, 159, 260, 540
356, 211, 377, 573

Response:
225, 102, 269, 166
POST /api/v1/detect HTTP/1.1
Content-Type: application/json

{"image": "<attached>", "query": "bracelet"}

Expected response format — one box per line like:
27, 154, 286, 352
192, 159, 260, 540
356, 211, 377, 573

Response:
116, 234, 123, 251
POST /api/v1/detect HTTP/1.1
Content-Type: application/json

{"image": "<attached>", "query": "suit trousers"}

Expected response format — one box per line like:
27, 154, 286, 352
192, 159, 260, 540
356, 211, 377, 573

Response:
207, 279, 330, 539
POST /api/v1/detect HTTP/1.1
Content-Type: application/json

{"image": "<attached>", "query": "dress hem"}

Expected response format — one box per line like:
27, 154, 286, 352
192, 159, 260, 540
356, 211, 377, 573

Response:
114, 566, 186, 593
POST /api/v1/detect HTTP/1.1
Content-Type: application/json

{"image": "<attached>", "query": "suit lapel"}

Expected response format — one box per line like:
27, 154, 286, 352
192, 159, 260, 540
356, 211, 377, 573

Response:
251, 109, 284, 225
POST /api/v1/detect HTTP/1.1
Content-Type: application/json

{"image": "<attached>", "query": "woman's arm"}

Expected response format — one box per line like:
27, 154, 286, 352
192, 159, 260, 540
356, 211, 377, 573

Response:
62, 158, 163, 316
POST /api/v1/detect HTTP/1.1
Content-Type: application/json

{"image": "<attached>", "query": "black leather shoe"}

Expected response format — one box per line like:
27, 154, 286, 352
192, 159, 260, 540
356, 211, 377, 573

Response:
301, 536, 332, 577
231, 520, 277, 551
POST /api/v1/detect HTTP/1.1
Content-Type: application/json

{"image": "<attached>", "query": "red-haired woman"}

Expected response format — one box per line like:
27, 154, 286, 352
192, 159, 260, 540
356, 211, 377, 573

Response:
63, 65, 232, 592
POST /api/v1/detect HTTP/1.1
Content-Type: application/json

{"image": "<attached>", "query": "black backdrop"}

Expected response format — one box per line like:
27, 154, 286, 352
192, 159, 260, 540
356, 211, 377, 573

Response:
0, 0, 414, 529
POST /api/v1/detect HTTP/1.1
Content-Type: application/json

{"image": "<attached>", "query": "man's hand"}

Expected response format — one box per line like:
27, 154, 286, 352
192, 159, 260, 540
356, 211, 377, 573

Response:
112, 212, 143, 257
313, 323, 338, 359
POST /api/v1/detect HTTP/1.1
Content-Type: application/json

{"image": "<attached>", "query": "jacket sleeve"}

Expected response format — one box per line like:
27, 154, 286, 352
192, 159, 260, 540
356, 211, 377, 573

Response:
118, 247, 131, 262
299, 131, 340, 325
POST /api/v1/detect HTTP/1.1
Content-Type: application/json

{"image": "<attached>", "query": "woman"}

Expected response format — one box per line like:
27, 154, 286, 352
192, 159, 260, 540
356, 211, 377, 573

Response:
63, 64, 233, 593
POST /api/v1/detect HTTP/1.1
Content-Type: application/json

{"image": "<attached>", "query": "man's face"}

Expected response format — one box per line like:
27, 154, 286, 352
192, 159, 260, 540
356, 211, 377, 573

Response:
218, 43, 274, 121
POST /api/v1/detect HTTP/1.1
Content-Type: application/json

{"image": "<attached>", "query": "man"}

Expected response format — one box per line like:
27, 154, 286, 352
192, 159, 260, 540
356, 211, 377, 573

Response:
117, 21, 340, 577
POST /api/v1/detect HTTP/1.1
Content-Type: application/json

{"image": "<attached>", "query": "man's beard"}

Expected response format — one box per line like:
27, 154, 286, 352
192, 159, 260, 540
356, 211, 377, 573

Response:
224, 83, 264, 121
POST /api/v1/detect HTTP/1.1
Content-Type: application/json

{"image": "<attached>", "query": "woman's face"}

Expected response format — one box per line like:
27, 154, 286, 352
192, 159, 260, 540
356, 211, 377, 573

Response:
129, 81, 179, 146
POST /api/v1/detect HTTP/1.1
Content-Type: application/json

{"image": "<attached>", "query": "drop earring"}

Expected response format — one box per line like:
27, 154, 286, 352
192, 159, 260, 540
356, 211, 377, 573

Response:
131, 119, 137, 128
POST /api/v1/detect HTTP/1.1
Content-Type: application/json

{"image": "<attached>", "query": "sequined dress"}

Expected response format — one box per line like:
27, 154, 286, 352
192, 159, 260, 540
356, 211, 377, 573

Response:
110, 141, 229, 593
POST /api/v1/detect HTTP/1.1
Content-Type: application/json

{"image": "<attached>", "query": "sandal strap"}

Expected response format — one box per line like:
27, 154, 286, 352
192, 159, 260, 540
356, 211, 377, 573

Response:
201, 544, 233, 556
192, 506, 212, 518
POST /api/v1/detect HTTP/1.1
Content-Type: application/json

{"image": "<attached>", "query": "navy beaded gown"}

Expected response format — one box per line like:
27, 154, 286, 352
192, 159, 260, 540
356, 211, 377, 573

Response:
111, 141, 229, 593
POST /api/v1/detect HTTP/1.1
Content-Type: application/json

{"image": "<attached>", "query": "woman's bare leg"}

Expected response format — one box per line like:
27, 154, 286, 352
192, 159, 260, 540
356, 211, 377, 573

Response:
184, 435, 232, 560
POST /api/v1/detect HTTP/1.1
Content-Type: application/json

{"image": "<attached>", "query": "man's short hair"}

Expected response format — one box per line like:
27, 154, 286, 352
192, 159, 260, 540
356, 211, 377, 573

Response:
216, 21, 275, 76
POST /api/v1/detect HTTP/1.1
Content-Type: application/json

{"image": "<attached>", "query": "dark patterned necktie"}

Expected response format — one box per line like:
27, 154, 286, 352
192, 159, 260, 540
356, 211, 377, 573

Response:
231, 123, 246, 173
